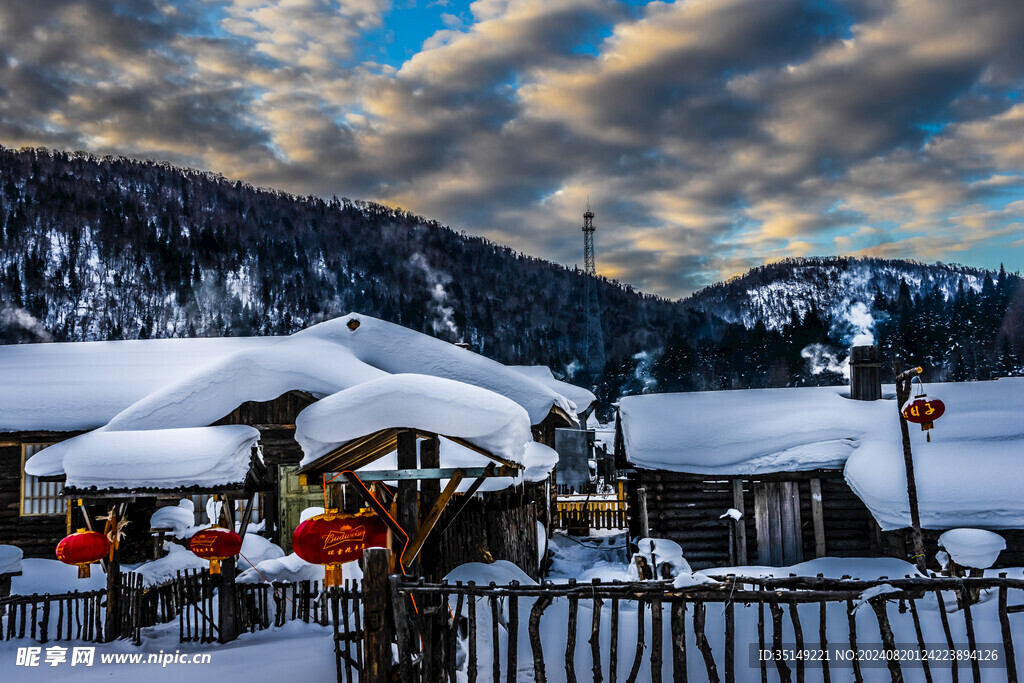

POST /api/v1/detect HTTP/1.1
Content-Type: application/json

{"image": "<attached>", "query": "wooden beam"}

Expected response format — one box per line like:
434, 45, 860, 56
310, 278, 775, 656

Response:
336, 466, 518, 481
434, 463, 496, 538
731, 479, 747, 564
810, 478, 827, 558
405, 470, 465, 564
396, 430, 419, 575
447, 436, 524, 471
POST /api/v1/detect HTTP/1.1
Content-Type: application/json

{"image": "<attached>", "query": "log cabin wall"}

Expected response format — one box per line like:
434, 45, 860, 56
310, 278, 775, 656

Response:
426, 484, 542, 581
627, 468, 878, 570
0, 432, 78, 557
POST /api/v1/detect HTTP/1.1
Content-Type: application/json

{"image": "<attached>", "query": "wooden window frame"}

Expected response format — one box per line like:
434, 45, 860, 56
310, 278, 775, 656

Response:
20, 443, 63, 516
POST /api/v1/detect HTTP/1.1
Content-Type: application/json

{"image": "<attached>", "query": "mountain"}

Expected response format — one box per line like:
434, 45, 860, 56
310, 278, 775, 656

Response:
1, 146, 1021, 406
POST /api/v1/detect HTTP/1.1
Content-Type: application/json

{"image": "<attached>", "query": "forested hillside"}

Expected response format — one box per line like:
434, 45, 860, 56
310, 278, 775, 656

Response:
1, 146, 1021, 407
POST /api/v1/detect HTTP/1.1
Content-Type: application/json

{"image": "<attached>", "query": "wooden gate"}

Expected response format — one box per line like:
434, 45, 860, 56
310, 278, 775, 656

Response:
754, 481, 804, 566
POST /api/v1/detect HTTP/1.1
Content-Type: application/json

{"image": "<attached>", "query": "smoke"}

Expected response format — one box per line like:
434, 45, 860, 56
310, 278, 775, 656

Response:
409, 254, 460, 340
632, 350, 658, 393
0, 307, 53, 341
801, 343, 847, 378
831, 301, 875, 347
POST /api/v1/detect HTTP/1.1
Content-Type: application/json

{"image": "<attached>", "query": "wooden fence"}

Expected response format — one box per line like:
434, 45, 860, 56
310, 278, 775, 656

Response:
391, 573, 1024, 683
0, 589, 106, 643
554, 497, 628, 531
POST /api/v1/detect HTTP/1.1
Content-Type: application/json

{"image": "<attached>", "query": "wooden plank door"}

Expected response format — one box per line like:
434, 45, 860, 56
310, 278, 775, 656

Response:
754, 481, 804, 566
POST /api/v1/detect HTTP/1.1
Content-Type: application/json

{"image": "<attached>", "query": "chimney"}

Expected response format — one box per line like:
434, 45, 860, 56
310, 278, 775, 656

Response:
849, 345, 882, 400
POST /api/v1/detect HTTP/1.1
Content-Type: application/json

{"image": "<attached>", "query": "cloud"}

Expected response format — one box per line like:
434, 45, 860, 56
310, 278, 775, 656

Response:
1, 0, 1024, 297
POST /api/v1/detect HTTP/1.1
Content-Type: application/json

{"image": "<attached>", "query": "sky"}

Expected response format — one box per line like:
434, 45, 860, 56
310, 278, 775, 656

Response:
1, 0, 1023, 298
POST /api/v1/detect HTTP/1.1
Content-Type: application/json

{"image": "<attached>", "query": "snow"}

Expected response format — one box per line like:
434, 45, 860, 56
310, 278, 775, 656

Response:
236, 553, 364, 585
0, 336, 274, 432
11, 558, 106, 595
238, 534, 286, 572
629, 538, 691, 579
131, 544, 209, 587
622, 378, 1024, 531
536, 521, 547, 571
295, 373, 533, 467
0, 545, 23, 575
297, 314, 576, 424
509, 365, 596, 414
29, 426, 259, 489
149, 500, 195, 538
701, 556, 926, 580
619, 385, 894, 475
720, 508, 743, 521
345, 437, 557, 493
102, 338, 385, 432
939, 528, 1007, 569
444, 560, 537, 586
845, 378, 1024, 530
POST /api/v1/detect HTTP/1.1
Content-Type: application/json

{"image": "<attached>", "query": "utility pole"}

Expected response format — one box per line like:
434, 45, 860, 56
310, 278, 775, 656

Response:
895, 364, 928, 574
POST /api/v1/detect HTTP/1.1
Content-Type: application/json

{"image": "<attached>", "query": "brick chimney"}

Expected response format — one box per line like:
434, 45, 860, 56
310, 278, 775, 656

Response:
849, 345, 882, 400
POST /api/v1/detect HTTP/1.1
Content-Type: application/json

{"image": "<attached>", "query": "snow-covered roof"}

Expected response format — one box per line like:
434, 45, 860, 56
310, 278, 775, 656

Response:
0, 336, 273, 432
0, 313, 574, 433
620, 378, 1024, 531
509, 365, 596, 414
295, 374, 533, 467
845, 378, 1024, 531
40, 425, 260, 490
619, 385, 892, 475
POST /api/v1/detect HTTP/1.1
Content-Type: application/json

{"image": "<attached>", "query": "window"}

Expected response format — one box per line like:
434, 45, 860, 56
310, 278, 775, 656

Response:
21, 444, 63, 516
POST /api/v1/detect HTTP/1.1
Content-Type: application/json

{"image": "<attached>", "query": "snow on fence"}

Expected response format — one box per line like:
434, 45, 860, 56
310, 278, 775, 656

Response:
390, 574, 1024, 683
0, 589, 106, 643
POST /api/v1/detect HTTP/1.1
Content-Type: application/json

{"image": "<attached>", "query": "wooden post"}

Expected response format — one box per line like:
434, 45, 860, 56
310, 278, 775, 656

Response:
637, 487, 651, 539
218, 557, 238, 643
809, 478, 826, 558
895, 365, 927, 573
396, 430, 419, 574
731, 479, 747, 564
104, 507, 121, 641
361, 548, 393, 683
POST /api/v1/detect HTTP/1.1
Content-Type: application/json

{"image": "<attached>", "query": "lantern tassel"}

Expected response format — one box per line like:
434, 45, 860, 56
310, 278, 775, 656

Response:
210, 559, 221, 575
78, 564, 90, 579
326, 564, 343, 587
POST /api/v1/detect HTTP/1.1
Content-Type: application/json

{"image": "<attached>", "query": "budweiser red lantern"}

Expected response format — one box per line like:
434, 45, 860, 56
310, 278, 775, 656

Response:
56, 529, 110, 579
292, 510, 389, 586
190, 527, 242, 575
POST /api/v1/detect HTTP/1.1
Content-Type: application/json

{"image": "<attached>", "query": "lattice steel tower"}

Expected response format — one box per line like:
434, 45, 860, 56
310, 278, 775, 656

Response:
582, 202, 605, 384
583, 203, 596, 275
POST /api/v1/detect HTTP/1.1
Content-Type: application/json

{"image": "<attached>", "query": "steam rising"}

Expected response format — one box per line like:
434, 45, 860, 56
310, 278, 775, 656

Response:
409, 254, 460, 340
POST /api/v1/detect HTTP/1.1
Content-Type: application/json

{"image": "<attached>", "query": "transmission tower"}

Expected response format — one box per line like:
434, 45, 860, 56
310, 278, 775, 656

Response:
583, 203, 596, 275
581, 202, 605, 386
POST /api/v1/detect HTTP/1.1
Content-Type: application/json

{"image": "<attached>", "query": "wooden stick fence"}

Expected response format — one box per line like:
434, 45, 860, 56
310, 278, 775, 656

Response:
554, 499, 628, 531
1, 589, 106, 643
392, 574, 1024, 683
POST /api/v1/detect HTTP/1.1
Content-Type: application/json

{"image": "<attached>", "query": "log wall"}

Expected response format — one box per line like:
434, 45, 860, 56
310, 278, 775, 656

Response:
627, 469, 878, 569
0, 434, 75, 558
427, 485, 542, 581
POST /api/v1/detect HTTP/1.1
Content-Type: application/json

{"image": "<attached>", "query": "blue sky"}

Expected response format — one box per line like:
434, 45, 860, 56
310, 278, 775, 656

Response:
1, 0, 1023, 297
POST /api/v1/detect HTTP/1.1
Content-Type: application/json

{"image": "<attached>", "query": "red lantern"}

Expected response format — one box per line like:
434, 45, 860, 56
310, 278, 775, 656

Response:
292, 510, 389, 586
189, 527, 242, 575
57, 529, 110, 579
901, 395, 946, 441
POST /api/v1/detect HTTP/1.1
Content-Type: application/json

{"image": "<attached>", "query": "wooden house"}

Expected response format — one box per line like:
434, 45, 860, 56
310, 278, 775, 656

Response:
617, 347, 1024, 570
3, 313, 582, 580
